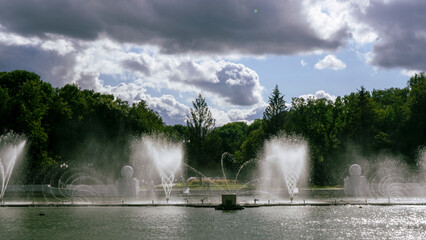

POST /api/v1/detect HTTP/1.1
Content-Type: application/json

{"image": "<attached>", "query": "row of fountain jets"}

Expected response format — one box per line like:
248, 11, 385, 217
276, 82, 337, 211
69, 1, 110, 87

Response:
1, 133, 426, 201
1, 134, 310, 200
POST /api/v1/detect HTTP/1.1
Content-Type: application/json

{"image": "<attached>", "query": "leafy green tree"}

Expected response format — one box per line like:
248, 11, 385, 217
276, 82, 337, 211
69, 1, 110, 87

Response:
372, 87, 410, 152
0, 86, 11, 133
1, 71, 167, 182
287, 96, 346, 185
203, 122, 249, 175
164, 124, 187, 142
234, 119, 265, 166
406, 73, 426, 162
0, 71, 56, 183
128, 101, 164, 135
344, 86, 377, 153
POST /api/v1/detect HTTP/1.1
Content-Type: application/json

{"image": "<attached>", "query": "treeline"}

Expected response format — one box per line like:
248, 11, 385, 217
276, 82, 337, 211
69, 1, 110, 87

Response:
1, 70, 425, 185
0, 71, 164, 183
182, 73, 426, 185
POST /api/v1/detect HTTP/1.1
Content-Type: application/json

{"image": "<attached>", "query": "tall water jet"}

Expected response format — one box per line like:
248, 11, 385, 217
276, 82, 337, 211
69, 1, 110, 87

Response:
0, 133, 26, 199
259, 136, 308, 201
132, 136, 183, 200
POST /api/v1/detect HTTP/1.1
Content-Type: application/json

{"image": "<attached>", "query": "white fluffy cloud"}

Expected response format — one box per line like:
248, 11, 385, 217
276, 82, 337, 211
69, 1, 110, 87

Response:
299, 90, 337, 102
315, 54, 347, 70
302, 0, 376, 46
401, 69, 422, 77
145, 95, 190, 125
211, 104, 266, 126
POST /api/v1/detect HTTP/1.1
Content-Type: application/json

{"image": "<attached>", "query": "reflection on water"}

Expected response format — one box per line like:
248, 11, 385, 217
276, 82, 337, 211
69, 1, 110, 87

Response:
1, 206, 425, 240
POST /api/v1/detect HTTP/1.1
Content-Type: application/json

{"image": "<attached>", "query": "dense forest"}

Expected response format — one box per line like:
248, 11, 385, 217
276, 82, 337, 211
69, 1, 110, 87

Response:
1, 70, 425, 186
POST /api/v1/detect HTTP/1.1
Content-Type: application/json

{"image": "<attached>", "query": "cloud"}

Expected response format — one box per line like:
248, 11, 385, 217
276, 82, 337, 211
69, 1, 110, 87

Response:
314, 54, 347, 70
192, 61, 263, 107
0, 42, 76, 87
121, 58, 151, 76
144, 95, 190, 126
117, 54, 265, 107
301, 59, 308, 67
299, 90, 337, 102
0, 0, 349, 55
401, 69, 422, 77
358, 0, 426, 71
302, 0, 376, 45
211, 104, 266, 126
0, 29, 267, 125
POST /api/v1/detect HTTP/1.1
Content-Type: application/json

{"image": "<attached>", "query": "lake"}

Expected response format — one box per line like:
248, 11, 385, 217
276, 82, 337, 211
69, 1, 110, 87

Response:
1, 205, 425, 239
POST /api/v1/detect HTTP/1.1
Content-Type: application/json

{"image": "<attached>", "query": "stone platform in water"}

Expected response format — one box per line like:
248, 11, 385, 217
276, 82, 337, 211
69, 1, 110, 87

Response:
214, 194, 244, 210
214, 204, 244, 210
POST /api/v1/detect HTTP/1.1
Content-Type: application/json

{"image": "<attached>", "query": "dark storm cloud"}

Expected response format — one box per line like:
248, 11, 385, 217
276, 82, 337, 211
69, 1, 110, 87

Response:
121, 59, 151, 76
362, 0, 426, 71
0, 0, 101, 40
0, 0, 348, 55
0, 43, 76, 87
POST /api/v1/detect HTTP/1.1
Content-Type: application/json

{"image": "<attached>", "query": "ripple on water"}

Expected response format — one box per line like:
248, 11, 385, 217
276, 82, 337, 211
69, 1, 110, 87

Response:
0, 205, 425, 240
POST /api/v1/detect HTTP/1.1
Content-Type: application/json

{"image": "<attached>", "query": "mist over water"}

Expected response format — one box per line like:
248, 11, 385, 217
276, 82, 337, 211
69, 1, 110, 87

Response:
419, 148, 426, 182
0, 133, 26, 199
131, 135, 183, 198
347, 149, 426, 199
258, 136, 309, 199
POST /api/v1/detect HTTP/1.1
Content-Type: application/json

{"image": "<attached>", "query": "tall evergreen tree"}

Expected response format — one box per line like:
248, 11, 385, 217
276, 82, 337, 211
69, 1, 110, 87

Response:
187, 94, 215, 141
186, 94, 215, 170
346, 86, 377, 153
263, 85, 287, 136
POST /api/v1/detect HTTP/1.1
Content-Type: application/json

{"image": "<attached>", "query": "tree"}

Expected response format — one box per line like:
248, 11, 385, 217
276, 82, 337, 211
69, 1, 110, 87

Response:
187, 94, 215, 141
286, 96, 346, 185
203, 122, 249, 175
406, 72, 426, 162
186, 94, 215, 170
234, 119, 265, 165
263, 85, 287, 136
372, 87, 409, 152
344, 86, 377, 153
0, 71, 56, 183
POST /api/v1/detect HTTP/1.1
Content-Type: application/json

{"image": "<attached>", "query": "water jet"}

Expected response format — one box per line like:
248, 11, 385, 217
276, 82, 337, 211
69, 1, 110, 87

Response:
0, 134, 26, 200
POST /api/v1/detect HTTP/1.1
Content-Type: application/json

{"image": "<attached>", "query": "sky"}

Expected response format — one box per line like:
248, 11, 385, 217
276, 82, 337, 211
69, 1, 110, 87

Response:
0, 0, 425, 126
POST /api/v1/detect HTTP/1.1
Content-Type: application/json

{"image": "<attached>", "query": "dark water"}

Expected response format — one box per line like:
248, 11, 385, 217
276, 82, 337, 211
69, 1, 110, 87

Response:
1, 206, 425, 240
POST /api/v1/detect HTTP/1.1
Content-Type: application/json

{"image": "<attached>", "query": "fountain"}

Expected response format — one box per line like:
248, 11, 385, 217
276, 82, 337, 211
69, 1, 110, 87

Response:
365, 157, 426, 199
132, 136, 183, 201
259, 136, 308, 202
115, 165, 139, 197
344, 164, 368, 197
42, 166, 116, 202
0, 134, 26, 200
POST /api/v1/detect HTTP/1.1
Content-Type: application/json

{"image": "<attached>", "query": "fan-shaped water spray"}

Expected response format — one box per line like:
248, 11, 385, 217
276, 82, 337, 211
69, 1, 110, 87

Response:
132, 136, 183, 199
43, 167, 107, 202
259, 136, 308, 200
0, 134, 26, 199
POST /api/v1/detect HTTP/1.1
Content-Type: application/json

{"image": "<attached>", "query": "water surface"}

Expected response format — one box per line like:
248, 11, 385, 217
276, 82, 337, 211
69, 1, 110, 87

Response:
1, 206, 425, 239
